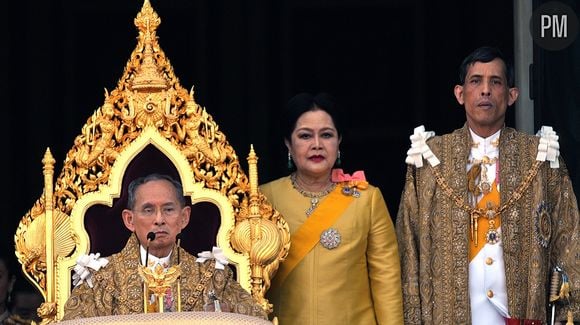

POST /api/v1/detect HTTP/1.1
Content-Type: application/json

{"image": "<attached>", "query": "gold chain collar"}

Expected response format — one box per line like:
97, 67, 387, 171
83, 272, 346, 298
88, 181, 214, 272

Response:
430, 161, 542, 245
189, 259, 216, 308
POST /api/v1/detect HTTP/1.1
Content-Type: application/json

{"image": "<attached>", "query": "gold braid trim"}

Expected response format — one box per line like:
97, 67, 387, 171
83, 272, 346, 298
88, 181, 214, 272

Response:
430, 161, 543, 243
190, 260, 216, 308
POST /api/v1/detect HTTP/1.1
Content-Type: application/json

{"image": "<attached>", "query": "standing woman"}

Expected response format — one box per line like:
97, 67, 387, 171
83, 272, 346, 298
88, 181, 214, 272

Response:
261, 92, 403, 324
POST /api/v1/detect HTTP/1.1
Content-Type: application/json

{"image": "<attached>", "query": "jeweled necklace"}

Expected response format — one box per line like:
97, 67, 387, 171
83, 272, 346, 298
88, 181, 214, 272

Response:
291, 173, 336, 216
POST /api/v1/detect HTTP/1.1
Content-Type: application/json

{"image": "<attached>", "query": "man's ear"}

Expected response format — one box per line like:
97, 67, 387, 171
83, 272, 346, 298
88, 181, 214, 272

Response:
508, 87, 519, 106
454, 85, 465, 105
180, 206, 191, 230
122, 209, 135, 232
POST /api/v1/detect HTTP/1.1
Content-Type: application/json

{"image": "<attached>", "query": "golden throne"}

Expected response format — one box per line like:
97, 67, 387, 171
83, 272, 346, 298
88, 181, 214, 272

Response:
13, 1, 290, 323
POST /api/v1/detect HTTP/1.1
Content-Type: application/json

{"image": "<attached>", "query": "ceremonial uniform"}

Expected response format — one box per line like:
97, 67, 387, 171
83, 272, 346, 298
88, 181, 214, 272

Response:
396, 124, 579, 324
62, 234, 267, 320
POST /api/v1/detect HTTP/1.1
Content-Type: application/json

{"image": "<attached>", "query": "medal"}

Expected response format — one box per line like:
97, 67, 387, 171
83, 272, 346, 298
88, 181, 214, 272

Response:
485, 226, 500, 244
471, 155, 497, 196
484, 204, 499, 245
341, 186, 352, 196
479, 181, 491, 195
342, 186, 361, 198
320, 228, 341, 249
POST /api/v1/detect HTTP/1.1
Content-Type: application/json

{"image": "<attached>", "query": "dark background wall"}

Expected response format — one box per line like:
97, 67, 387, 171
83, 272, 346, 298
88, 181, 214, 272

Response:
1, 0, 578, 259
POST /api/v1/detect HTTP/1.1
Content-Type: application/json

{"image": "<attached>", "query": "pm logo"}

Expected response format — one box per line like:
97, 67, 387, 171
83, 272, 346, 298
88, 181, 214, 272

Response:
531, 1, 579, 51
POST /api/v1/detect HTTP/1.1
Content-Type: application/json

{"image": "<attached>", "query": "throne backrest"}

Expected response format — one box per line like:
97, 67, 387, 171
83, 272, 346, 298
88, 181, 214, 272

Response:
82, 144, 221, 258
13, 1, 290, 322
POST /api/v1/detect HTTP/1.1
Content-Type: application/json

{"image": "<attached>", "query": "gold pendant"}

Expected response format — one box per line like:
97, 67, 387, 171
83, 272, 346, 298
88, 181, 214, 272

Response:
305, 198, 319, 216
485, 207, 496, 219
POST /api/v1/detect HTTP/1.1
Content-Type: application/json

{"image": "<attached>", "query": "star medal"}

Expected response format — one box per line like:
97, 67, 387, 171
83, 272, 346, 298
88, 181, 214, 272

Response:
485, 220, 500, 244
320, 228, 341, 249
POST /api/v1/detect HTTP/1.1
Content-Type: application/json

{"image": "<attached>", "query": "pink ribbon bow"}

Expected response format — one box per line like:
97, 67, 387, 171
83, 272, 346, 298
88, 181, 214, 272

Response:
331, 169, 368, 189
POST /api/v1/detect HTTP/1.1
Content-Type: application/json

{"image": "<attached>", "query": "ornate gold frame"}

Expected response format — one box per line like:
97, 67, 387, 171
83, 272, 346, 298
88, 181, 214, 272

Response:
13, 1, 290, 323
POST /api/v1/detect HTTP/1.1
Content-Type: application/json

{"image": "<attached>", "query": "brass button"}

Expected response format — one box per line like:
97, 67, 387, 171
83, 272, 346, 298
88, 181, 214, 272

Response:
487, 290, 494, 298
485, 257, 494, 265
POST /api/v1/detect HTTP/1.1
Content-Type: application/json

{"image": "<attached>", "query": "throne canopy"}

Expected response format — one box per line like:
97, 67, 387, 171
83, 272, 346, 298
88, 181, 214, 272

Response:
13, 1, 290, 322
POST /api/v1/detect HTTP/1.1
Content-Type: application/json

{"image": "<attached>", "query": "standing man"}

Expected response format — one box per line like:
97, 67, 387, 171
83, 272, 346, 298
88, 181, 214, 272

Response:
396, 46, 579, 324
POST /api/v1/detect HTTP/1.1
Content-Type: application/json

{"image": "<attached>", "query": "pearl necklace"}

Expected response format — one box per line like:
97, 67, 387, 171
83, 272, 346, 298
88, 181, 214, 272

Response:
290, 173, 336, 216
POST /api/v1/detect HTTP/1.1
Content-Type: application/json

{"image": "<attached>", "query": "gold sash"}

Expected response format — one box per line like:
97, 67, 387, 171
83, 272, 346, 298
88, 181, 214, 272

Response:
272, 186, 353, 287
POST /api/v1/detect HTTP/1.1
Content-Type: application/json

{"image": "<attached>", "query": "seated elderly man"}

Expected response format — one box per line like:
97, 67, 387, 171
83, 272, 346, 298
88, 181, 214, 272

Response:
62, 173, 267, 320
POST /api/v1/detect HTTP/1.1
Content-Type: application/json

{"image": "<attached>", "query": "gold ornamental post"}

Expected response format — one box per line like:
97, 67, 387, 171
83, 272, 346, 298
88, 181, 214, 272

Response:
42, 149, 56, 306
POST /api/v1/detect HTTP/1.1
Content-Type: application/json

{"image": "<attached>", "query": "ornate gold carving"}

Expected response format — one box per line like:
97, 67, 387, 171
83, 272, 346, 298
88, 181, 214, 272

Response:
37, 301, 57, 325
231, 146, 291, 312
139, 264, 181, 313
14, 0, 290, 322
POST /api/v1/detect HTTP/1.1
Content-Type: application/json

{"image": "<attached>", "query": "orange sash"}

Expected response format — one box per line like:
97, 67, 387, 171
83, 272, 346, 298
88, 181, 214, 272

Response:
272, 186, 353, 287
469, 181, 501, 260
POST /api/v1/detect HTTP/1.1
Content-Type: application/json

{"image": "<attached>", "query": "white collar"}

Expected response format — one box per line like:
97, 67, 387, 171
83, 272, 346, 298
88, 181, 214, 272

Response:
139, 244, 172, 268
469, 128, 500, 159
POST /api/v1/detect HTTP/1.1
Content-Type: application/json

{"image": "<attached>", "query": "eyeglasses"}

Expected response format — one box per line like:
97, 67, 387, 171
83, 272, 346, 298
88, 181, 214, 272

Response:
134, 205, 180, 218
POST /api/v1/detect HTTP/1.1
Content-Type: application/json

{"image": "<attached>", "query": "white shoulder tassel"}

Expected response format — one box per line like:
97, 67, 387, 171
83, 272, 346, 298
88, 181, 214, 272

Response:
405, 125, 440, 168
536, 126, 560, 168
72, 253, 109, 288
196, 247, 229, 270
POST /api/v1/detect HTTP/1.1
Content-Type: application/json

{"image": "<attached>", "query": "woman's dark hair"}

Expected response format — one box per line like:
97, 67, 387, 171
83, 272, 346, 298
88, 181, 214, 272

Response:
458, 46, 515, 87
281, 92, 343, 143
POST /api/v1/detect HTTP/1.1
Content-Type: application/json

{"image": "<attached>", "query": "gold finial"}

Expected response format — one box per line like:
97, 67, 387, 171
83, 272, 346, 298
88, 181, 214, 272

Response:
130, 0, 168, 91
42, 148, 56, 174
135, 0, 160, 32
247, 145, 259, 197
